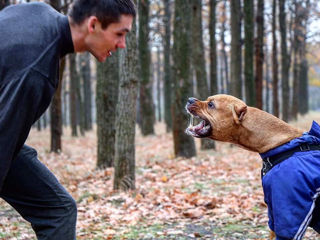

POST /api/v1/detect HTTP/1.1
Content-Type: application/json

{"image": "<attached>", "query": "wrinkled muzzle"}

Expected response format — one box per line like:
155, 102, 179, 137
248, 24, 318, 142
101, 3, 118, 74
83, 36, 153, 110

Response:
185, 98, 212, 138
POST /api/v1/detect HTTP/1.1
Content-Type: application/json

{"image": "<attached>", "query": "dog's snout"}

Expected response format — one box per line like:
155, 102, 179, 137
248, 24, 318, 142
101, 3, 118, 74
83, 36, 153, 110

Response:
188, 97, 198, 105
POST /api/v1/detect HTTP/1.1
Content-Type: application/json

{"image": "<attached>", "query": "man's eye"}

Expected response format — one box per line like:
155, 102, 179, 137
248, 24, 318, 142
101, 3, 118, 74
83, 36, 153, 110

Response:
117, 33, 124, 37
208, 102, 215, 109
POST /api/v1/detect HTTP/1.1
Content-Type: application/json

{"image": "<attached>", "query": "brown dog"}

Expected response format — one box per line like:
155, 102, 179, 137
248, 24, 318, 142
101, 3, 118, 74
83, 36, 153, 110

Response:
185, 94, 320, 240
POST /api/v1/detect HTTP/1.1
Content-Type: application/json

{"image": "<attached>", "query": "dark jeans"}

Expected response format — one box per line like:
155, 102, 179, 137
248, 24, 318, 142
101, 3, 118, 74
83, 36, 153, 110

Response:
0, 145, 77, 240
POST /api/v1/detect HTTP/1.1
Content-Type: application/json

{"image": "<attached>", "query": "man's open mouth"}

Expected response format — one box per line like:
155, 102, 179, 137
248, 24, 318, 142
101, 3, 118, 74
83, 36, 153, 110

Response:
185, 110, 212, 138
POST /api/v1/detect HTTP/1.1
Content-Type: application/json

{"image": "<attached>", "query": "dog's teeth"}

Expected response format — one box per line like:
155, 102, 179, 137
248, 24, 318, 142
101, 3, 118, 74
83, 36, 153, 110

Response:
189, 115, 194, 127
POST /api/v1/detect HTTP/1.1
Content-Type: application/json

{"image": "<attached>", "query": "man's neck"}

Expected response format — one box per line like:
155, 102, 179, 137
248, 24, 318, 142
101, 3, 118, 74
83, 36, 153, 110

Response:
68, 16, 87, 52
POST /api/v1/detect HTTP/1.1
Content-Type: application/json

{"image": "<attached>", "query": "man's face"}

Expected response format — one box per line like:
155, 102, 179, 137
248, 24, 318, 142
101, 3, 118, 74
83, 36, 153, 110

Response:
85, 14, 133, 62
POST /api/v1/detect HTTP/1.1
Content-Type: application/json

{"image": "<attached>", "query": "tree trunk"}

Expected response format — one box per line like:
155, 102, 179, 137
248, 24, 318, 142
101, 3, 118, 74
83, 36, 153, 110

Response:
50, 0, 63, 153
244, 0, 255, 106
209, 0, 217, 96
220, 0, 229, 94
51, 58, 65, 152
36, 119, 41, 131
96, 52, 119, 168
230, 0, 242, 98
138, 0, 155, 135
69, 54, 78, 137
299, 0, 309, 115
113, 13, 138, 191
192, 0, 215, 150
76, 55, 85, 136
62, 77, 68, 127
291, 1, 304, 120
299, 0, 311, 115
43, 110, 48, 129
279, 0, 290, 122
172, 0, 196, 158
265, 46, 271, 112
163, 0, 172, 132
272, 0, 279, 117
156, 46, 162, 122
255, 0, 264, 110
299, 57, 308, 115
79, 52, 93, 131
291, 34, 299, 120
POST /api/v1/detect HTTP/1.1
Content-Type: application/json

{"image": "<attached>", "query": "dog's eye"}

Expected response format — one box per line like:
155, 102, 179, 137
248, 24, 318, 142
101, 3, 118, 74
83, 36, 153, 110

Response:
208, 101, 215, 109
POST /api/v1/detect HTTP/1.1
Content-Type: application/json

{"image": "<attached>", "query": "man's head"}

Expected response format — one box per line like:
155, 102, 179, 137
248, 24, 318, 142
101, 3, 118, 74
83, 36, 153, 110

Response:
68, 0, 136, 62
69, 0, 136, 29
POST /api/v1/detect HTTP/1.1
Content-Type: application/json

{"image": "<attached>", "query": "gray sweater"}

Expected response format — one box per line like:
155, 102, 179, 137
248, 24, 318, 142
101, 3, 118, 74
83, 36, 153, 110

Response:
0, 2, 74, 189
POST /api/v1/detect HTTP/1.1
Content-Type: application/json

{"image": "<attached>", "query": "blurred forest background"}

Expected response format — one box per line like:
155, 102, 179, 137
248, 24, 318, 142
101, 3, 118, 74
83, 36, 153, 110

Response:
1, 0, 320, 191
2, 0, 320, 239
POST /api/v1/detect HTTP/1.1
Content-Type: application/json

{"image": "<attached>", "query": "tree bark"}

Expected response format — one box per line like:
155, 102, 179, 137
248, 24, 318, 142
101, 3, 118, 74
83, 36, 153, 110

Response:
76, 56, 85, 136
156, 45, 162, 122
138, 0, 155, 135
192, 0, 215, 150
62, 76, 68, 127
299, 0, 309, 116
172, 0, 196, 158
96, 52, 119, 168
51, 58, 65, 152
113, 13, 138, 191
255, 0, 264, 110
230, 0, 242, 98
272, 0, 279, 117
69, 54, 78, 137
244, 0, 255, 106
209, 0, 217, 96
219, 0, 229, 94
279, 0, 290, 122
163, 0, 172, 132
50, 0, 63, 152
79, 52, 93, 131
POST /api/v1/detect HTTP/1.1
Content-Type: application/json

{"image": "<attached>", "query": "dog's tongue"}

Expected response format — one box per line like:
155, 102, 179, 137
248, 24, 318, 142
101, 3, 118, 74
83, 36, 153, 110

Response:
187, 119, 205, 132
194, 120, 205, 131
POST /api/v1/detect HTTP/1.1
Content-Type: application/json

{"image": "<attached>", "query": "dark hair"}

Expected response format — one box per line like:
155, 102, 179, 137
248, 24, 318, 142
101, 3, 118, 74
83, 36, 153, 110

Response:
69, 0, 136, 29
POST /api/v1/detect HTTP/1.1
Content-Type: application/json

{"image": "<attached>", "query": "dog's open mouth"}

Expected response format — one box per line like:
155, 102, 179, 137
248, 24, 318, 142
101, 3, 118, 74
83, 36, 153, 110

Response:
185, 113, 212, 138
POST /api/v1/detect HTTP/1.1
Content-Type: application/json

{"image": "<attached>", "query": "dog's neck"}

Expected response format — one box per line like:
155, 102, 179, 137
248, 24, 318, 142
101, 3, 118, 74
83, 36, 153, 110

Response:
235, 107, 304, 153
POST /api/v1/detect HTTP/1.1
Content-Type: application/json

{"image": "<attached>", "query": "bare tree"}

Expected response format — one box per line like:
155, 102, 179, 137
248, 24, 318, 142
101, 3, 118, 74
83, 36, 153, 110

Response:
255, 0, 264, 109
163, 0, 172, 132
138, 0, 155, 135
279, 0, 290, 122
244, 0, 255, 106
272, 0, 279, 117
113, 12, 139, 191
172, 0, 196, 158
96, 52, 119, 168
230, 0, 242, 98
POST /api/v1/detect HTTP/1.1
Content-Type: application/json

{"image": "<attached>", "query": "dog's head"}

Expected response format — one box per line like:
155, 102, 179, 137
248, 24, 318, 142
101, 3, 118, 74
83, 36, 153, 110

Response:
185, 94, 247, 142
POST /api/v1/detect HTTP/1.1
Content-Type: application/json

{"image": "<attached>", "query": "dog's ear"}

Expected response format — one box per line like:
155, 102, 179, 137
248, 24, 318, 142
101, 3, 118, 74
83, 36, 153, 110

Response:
231, 103, 247, 125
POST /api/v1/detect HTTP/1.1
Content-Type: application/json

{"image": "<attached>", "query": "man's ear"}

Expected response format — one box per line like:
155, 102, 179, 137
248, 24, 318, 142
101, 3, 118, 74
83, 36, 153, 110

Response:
87, 16, 99, 33
231, 103, 247, 125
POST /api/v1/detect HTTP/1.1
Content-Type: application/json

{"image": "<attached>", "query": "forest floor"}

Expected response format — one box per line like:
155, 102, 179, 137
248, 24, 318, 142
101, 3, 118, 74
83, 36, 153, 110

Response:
1, 112, 320, 239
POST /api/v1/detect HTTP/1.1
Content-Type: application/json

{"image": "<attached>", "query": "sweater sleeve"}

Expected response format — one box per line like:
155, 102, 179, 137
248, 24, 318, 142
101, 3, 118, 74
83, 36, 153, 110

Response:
0, 68, 54, 190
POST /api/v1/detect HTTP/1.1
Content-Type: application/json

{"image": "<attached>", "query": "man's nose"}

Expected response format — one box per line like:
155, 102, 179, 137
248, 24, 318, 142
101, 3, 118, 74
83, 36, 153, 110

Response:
188, 97, 198, 104
117, 37, 126, 49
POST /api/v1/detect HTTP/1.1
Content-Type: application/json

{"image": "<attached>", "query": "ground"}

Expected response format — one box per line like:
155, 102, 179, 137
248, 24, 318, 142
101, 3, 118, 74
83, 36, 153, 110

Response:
1, 113, 320, 239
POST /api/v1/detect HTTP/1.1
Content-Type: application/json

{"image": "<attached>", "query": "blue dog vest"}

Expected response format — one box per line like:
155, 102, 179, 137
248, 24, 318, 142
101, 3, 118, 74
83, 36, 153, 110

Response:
260, 121, 320, 240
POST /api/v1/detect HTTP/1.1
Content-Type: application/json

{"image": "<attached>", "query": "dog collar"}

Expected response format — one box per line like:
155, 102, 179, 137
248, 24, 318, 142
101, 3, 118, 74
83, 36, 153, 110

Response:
261, 143, 320, 177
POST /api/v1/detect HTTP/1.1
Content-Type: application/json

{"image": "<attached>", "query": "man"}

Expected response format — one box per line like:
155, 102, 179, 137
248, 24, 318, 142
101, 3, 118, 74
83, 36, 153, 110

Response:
0, 0, 136, 239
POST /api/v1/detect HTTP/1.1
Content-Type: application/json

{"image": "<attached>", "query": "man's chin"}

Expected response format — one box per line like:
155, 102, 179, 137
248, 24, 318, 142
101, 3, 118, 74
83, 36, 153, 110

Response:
96, 55, 107, 62
90, 52, 107, 62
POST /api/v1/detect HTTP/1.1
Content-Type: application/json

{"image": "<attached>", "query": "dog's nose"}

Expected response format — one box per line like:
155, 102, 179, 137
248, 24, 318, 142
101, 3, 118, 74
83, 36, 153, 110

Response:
188, 97, 197, 104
